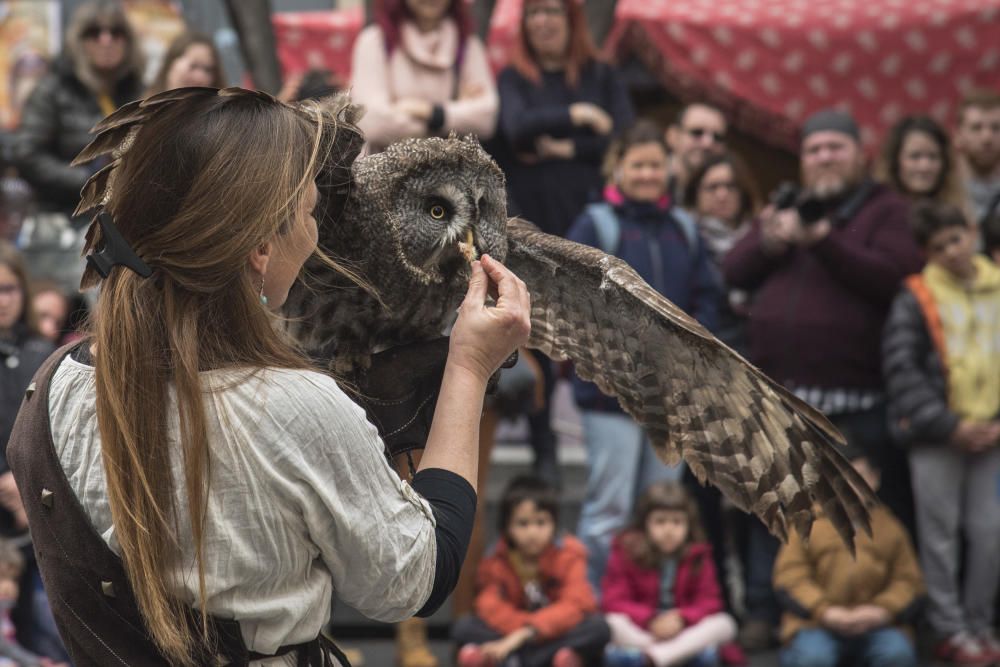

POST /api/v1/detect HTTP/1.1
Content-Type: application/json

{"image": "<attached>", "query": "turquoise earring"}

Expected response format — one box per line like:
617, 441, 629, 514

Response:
259, 279, 268, 306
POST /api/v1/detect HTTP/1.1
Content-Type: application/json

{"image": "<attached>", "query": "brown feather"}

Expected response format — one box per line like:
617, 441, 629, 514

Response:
504, 218, 875, 550
74, 160, 118, 217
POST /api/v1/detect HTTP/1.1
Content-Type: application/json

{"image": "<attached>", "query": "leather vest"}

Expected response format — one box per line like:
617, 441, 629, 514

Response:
6, 344, 348, 666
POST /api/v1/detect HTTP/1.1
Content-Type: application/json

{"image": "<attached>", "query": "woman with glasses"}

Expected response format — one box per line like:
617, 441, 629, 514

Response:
495, 0, 634, 516
12, 0, 143, 293
497, 0, 634, 239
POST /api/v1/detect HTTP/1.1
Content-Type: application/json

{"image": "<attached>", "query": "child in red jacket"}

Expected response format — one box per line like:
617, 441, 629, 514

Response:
602, 482, 740, 667
452, 475, 610, 667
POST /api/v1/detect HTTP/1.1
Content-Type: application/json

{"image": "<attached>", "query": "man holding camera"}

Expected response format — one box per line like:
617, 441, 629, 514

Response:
722, 109, 923, 651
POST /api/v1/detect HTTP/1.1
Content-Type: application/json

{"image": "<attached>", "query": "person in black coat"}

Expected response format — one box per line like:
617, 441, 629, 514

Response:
494, 0, 634, 488
12, 0, 144, 219
0, 242, 62, 662
497, 0, 635, 239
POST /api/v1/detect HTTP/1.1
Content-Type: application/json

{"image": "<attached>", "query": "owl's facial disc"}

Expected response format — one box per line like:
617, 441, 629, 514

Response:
414, 186, 486, 278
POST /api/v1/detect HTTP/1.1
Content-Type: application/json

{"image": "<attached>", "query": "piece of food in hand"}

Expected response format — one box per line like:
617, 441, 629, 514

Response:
458, 229, 478, 262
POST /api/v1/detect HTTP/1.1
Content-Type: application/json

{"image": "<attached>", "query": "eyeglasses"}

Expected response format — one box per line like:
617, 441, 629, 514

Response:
82, 24, 127, 41
700, 181, 738, 194
685, 127, 726, 144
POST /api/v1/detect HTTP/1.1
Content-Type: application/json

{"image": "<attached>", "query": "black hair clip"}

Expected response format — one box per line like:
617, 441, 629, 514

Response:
86, 211, 153, 280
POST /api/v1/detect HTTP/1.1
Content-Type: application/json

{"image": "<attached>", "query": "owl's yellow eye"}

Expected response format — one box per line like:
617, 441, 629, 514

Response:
429, 205, 446, 220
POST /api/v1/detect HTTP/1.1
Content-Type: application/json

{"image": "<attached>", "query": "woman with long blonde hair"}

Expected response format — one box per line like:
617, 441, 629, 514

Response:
6, 87, 530, 666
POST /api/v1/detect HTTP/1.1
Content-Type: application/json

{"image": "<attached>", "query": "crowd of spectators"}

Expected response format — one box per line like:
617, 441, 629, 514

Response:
1, 0, 1000, 666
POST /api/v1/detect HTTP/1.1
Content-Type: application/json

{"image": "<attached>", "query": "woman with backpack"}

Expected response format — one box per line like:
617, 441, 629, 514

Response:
566, 119, 721, 596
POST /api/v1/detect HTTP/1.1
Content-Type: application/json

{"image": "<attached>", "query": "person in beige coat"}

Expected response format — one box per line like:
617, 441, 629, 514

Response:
349, 0, 497, 154
772, 438, 925, 667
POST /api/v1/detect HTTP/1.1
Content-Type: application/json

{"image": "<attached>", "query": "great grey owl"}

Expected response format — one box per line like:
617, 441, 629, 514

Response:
74, 88, 873, 549
290, 101, 873, 550
287, 132, 509, 371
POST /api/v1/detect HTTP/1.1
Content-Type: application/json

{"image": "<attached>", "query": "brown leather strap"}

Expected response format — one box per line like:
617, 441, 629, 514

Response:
7, 342, 347, 666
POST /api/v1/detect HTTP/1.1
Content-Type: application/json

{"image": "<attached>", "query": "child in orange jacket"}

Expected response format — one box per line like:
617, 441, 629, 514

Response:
452, 475, 610, 667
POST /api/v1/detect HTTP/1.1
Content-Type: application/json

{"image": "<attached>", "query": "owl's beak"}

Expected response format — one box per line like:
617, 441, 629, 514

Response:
458, 228, 479, 263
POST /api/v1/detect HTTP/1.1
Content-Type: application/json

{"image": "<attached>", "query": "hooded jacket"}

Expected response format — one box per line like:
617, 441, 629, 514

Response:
567, 187, 721, 412
601, 535, 723, 629
474, 535, 597, 640
883, 254, 1000, 445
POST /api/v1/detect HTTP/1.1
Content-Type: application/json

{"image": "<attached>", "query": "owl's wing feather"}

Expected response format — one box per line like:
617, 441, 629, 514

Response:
505, 218, 874, 548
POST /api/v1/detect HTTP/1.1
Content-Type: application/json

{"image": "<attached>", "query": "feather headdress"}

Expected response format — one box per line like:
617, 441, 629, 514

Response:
71, 86, 365, 290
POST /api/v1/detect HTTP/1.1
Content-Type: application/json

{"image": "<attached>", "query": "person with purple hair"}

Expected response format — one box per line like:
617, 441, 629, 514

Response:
349, 0, 498, 154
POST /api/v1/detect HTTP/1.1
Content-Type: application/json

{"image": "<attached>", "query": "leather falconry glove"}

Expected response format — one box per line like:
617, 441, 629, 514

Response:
345, 337, 516, 470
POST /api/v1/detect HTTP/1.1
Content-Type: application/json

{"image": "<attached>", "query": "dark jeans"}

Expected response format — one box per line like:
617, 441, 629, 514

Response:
525, 349, 559, 488
779, 628, 918, 667
744, 518, 781, 624
827, 404, 915, 539
452, 614, 610, 667
683, 468, 733, 613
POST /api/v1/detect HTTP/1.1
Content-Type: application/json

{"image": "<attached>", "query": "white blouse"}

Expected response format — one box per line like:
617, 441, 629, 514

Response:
48, 356, 437, 665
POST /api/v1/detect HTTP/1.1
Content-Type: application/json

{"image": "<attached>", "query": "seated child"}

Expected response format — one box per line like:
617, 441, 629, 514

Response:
884, 201, 1000, 663
0, 540, 63, 667
602, 481, 739, 667
773, 437, 924, 667
453, 475, 610, 667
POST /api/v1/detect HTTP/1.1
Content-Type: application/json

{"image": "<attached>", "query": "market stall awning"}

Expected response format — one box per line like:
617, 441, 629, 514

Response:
272, 7, 363, 82
604, 0, 1000, 151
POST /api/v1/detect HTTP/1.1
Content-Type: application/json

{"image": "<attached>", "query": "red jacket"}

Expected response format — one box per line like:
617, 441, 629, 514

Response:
474, 536, 597, 640
601, 535, 723, 629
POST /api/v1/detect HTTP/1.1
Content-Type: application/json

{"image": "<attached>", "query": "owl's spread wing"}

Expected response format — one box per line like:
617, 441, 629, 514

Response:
505, 219, 874, 547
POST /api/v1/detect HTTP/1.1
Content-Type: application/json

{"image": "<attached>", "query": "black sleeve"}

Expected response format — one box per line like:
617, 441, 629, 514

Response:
12, 77, 93, 209
882, 289, 958, 444
427, 104, 446, 133
410, 468, 477, 617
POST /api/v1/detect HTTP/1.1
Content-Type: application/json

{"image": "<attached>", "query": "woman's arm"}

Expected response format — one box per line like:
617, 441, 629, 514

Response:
351, 27, 427, 146
406, 257, 529, 615
439, 37, 499, 140
418, 256, 531, 484
497, 69, 574, 152
571, 64, 636, 164
285, 257, 529, 622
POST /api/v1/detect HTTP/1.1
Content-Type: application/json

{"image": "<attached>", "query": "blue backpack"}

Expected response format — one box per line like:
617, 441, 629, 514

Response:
585, 202, 699, 256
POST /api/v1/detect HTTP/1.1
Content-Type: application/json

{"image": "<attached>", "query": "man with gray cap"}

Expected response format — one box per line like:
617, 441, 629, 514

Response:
722, 108, 923, 652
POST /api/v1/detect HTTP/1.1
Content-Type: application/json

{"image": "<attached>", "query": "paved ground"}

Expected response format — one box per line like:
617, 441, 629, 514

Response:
334, 639, 785, 666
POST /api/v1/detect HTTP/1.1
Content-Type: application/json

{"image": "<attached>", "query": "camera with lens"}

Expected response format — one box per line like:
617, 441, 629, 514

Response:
771, 182, 826, 226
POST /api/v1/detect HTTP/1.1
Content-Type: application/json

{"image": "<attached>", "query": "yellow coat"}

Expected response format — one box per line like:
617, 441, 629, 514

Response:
772, 505, 925, 643
924, 255, 1000, 420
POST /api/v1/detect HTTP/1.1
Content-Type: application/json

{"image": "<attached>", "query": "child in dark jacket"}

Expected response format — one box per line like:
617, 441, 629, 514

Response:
601, 482, 741, 667
452, 476, 610, 667
883, 201, 1000, 664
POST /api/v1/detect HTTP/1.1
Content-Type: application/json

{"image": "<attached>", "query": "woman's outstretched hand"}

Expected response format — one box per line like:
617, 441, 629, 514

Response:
449, 254, 531, 382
